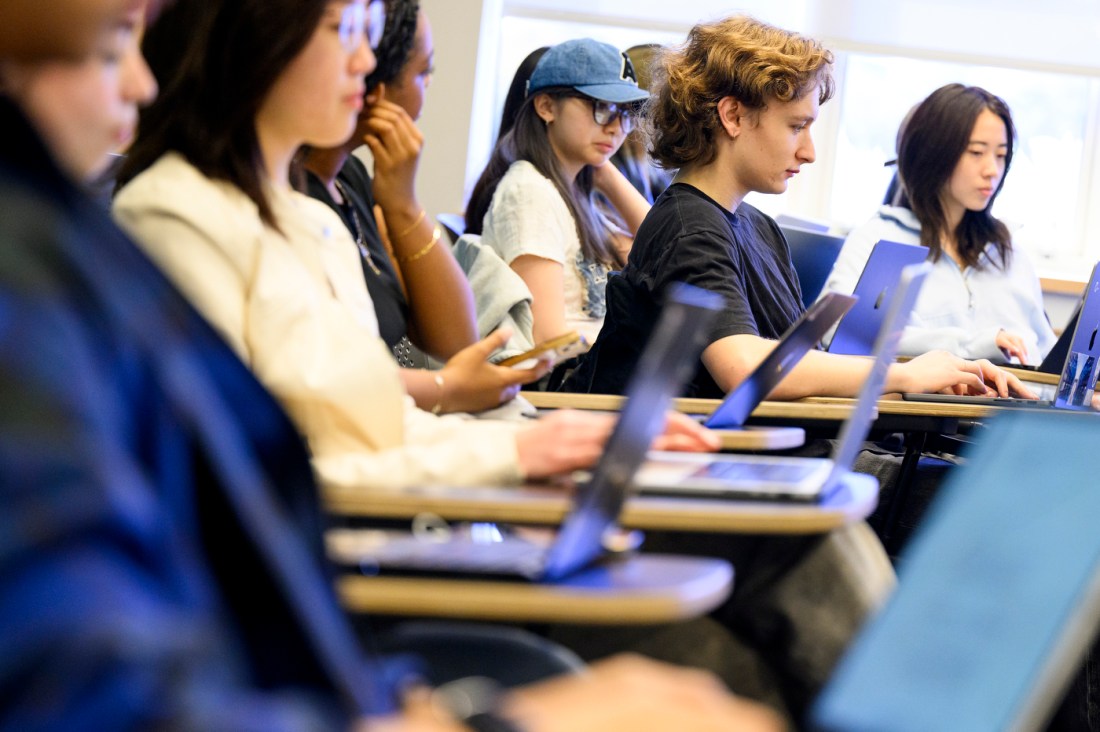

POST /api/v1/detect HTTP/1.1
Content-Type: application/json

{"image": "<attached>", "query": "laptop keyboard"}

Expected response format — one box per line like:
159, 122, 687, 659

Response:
693, 460, 820, 483
361, 535, 548, 576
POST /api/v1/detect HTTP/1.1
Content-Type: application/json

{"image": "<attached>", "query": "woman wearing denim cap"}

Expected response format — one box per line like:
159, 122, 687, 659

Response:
466, 38, 652, 346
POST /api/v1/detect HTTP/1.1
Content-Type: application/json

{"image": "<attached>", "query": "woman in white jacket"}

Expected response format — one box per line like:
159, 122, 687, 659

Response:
823, 84, 1055, 365
112, 0, 714, 494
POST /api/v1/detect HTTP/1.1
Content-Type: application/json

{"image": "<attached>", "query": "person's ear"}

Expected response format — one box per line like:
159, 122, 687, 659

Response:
717, 96, 744, 140
533, 93, 557, 125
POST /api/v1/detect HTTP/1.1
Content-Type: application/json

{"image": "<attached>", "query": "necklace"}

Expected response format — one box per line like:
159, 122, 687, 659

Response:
333, 178, 382, 276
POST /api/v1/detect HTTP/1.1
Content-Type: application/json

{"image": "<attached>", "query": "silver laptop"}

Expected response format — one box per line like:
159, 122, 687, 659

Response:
633, 262, 931, 503
704, 292, 857, 430
327, 283, 723, 581
903, 260, 1100, 412
811, 408, 1100, 732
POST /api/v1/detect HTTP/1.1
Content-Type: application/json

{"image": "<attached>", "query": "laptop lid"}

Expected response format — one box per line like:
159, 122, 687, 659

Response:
705, 292, 857, 430
828, 239, 928, 356
1053, 261, 1100, 411
633, 264, 928, 504
825, 261, 930, 483
811, 409, 1100, 732
540, 282, 723, 579
1037, 303, 1079, 374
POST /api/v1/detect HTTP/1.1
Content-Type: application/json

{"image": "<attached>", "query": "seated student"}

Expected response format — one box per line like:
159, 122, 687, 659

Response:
112, 2, 898, 719
114, 0, 715, 493
821, 84, 1056, 365
302, 0, 542, 414
465, 39, 653, 345
568, 16, 1032, 403
610, 43, 673, 204
0, 3, 783, 729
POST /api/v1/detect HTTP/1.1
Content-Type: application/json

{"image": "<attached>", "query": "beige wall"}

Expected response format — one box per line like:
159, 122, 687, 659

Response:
417, 0, 500, 220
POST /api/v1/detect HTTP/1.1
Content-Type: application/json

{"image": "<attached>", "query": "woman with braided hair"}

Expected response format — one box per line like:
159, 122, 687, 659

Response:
302, 0, 547, 415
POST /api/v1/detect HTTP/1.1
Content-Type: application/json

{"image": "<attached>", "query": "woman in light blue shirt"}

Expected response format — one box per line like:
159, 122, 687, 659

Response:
824, 84, 1055, 365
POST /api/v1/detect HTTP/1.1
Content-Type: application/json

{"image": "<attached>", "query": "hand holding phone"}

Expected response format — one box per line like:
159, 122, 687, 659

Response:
497, 331, 588, 369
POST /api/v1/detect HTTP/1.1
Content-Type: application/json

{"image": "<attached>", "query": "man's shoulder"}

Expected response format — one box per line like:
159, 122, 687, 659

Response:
643, 184, 731, 238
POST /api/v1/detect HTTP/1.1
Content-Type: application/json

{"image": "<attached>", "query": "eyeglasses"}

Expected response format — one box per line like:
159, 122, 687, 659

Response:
337, 0, 387, 53
575, 96, 636, 133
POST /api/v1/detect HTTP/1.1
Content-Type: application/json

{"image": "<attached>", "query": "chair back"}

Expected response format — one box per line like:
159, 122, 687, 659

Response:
781, 225, 845, 307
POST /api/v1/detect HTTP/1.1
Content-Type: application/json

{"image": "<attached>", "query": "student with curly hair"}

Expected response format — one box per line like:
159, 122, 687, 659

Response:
570, 15, 1030, 402
823, 84, 1055, 365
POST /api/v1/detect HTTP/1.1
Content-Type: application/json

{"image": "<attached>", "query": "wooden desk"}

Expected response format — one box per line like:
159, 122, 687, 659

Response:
1003, 366, 1060, 386
336, 553, 733, 624
525, 392, 854, 449
324, 472, 879, 535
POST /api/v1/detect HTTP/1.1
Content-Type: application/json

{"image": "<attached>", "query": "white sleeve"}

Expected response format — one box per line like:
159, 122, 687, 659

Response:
819, 220, 879, 347
822, 221, 879, 299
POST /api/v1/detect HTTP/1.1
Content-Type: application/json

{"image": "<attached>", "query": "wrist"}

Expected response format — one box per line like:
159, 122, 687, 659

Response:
382, 201, 425, 234
430, 369, 447, 415
884, 362, 910, 394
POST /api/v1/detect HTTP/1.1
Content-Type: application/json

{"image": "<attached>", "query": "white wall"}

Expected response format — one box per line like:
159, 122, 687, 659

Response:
415, 0, 1100, 315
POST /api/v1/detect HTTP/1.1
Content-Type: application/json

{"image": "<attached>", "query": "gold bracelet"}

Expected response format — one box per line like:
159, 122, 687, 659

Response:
395, 208, 427, 239
398, 226, 441, 264
430, 372, 445, 415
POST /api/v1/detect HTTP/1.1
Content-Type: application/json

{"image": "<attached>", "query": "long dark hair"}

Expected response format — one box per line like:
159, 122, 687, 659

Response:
365, 0, 418, 92
896, 83, 1015, 270
117, 0, 328, 230
465, 89, 624, 268
495, 46, 549, 146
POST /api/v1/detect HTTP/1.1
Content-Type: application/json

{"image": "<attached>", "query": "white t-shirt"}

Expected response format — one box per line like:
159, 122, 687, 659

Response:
479, 160, 604, 341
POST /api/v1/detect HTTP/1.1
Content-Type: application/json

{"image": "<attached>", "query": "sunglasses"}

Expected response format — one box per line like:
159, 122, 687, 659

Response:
337, 0, 387, 53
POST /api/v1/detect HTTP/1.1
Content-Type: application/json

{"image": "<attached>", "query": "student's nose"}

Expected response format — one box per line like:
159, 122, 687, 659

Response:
798, 132, 816, 164
604, 113, 625, 138
121, 44, 158, 105
983, 154, 1002, 179
352, 36, 376, 76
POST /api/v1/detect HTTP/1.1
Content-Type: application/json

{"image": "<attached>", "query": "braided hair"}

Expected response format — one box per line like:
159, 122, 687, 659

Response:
365, 0, 419, 91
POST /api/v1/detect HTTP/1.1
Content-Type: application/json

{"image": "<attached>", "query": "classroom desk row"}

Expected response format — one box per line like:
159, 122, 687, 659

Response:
330, 388, 1019, 625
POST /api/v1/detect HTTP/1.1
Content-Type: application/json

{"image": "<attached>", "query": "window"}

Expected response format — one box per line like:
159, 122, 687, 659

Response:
829, 53, 1098, 277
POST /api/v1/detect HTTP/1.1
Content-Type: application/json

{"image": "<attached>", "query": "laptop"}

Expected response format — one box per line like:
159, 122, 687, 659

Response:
827, 239, 928, 356
781, 225, 846, 308
903, 261, 1100, 411
704, 291, 857, 430
632, 261, 931, 503
1015, 301, 1078, 375
326, 282, 724, 581
811, 408, 1100, 732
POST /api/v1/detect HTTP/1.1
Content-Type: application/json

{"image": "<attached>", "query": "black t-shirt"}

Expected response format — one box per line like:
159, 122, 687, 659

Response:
305, 157, 410, 350
568, 183, 804, 398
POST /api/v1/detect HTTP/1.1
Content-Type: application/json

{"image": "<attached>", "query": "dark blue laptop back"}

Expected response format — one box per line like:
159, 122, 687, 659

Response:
828, 239, 927, 356
812, 409, 1100, 731
542, 283, 723, 579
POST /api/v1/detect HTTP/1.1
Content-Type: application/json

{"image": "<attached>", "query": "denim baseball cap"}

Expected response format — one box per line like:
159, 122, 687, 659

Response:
527, 38, 649, 104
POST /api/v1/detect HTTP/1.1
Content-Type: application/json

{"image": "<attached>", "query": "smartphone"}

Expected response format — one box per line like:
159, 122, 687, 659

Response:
497, 330, 588, 369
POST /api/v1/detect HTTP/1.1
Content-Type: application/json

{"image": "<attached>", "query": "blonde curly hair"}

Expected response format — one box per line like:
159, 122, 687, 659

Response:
646, 15, 834, 170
